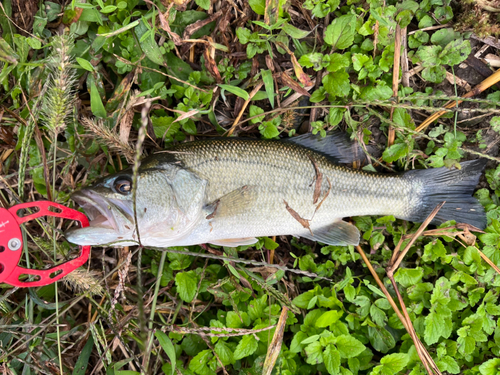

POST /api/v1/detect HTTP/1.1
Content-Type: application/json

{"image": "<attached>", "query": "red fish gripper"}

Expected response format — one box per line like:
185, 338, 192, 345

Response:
0, 201, 90, 287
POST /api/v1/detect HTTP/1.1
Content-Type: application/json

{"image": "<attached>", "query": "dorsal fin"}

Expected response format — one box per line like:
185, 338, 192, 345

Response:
286, 131, 368, 165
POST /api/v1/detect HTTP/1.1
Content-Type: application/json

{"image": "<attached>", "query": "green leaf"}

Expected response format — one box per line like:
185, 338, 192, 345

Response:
249, 0, 265, 15
305, 341, 324, 365
215, 341, 234, 366
175, 271, 198, 303
135, 19, 165, 66
283, 23, 310, 39
249, 105, 265, 124
151, 116, 179, 140
316, 310, 343, 328
236, 27, 251, 44
328, 53, 351, 72
323, 71, 350, 98
195, 0, 211, 10
379, 353, 409, 374
394, 268, 424, 288
324, 14, 356, 49
335, 335, 366, 358
262, 69, 274, 109
290, 331, 308, 353
189, 350, 215, 375
72, 337, 94, 375
422, 66, 446, 83
368, 326, 395, 353
90, 81, 106, 118
259, 121, 280, 139
219, 84, 249, 100
382, 143, 409, 163
324, 345, 341, 375
155, 331, 177, 375
233, 334, 258, 360
440, 39, 471, 66
423, 239, 447, 262
479, 358, 500, 375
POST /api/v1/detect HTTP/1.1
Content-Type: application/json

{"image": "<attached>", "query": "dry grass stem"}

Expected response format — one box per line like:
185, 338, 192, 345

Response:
80, 117, 135, 163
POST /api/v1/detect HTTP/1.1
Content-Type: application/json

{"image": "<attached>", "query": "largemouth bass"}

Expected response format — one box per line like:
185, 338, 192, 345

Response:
65, 133, 487, 248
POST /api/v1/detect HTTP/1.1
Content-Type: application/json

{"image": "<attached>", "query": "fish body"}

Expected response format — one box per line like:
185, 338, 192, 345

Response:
65, 134, 487, 248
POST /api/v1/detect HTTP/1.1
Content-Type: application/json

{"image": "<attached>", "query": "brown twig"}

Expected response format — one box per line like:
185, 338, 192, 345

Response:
226, 82, 264, 136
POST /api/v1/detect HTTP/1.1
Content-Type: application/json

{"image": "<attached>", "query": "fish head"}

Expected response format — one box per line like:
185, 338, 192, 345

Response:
65, 160, 208, 247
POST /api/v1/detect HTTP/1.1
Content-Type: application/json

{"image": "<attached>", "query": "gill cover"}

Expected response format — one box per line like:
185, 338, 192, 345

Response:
141, 162, 208, 245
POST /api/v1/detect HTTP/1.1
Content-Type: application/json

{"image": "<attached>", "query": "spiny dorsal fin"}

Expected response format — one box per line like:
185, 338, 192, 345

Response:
286, 131, 367, 165
300, 220, 360, 246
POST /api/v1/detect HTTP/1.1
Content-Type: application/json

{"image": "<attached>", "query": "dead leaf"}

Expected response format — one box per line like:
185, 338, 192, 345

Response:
281, 72, 311, 97
308, 155, 323, 204
119, 109, 134, 145
145, 0, 183, 45
290, 53, 313, 87
203, 39, 222, 83
284, 200, 312, 235
172, 109, 200, 124
262, 307, 288, 375
183, 9, 223, 40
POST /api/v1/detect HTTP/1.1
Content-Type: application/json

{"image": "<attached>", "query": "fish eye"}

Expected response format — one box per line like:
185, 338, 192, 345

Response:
114, 178, 132, 195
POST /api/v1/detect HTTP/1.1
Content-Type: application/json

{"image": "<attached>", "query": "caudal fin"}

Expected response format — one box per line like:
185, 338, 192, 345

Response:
404, 159, 487, 229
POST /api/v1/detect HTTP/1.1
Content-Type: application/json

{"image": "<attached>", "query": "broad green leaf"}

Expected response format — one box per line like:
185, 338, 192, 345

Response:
368, 326, 395, 353
259, 121, 279, 139
90, 81, 106, 118
305, 341, 324, 365
316, 310, 343, 328
440, 39, 471, 66
328, 53, 351, 72
423, 239, 447, 262
479, 358, 500, 375
219, 84, 249, 101
324, 14, 356, 49
151, 116, 179, 140
189, 350, 215, 375
324, 345, 341, 375
382, 143, 409, 163
135, 19, 165, 66
379, 353, 409, 374
335, 335, 366, 358
233, 334, 258, 360
195, 0, 211, 10
72, 337, 94, 375
283, 23, 310, 39
322, 71, 350, 98
175, 271, 198, 303
394, 268, 424, 288
430, 28, 460, 47
249, 0, 265, 15
262, 69, 274, 109
155, 331, 177, 375
214, 341, 234, 366
290, 331, 308, 353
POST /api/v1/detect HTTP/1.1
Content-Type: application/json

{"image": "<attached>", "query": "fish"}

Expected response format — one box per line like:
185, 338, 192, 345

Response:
65, 132, 487, 248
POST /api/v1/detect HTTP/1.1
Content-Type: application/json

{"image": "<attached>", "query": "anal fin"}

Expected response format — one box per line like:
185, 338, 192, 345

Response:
301, 220, 360, 246
209, 237, 258, 247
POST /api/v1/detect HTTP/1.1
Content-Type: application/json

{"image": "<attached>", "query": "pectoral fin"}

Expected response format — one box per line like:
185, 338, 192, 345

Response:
209, 237, 258, 247
204, 186, 256, 220
301, 220, 360, 246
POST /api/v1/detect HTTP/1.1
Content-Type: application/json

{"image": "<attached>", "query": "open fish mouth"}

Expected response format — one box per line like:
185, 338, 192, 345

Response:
71, 190, 133, 232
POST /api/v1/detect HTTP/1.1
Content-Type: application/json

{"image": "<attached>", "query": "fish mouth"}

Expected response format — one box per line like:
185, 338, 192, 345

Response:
71, 190, 133, 232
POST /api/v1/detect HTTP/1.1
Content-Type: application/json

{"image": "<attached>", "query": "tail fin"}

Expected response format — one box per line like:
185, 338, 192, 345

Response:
404, 159, 487, 229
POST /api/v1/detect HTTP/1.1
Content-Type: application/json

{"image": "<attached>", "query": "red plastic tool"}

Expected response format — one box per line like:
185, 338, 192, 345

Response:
0, 201, 90, 287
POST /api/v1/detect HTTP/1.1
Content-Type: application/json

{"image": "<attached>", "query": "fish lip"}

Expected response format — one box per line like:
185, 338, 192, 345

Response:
71, 190, 118, 231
